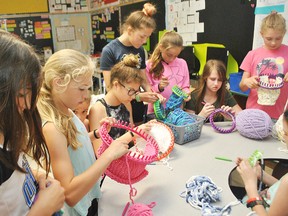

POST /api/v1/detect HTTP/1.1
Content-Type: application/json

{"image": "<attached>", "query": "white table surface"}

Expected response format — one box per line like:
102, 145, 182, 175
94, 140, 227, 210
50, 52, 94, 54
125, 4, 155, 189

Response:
98, 122, 287, 216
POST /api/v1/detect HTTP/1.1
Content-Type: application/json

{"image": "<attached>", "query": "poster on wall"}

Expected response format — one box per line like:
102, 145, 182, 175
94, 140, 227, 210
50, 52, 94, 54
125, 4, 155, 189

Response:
0, 16, 53, 61
165, 0, 205, 45
90, 0, 119, 10
49, 0, 88, 13
91, 7, 120, 53
253, 0, 288, 49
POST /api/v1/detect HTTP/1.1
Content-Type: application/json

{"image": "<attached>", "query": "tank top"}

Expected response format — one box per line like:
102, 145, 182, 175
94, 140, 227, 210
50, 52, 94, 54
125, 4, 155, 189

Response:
43, 111, 101, 216
98, 98, 130, 139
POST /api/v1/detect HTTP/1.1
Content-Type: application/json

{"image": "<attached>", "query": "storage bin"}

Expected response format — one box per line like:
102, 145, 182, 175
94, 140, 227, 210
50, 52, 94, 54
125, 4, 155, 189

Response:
163, 114, 205, 144
229, 72, 250, 96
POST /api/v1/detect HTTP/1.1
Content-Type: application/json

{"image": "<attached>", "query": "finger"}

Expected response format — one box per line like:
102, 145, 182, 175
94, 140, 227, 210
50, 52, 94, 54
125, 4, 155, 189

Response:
38, 175, 47, 190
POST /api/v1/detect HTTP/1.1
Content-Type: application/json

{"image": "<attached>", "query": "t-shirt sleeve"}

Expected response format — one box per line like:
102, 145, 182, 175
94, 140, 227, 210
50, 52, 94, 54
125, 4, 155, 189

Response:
185, 91, 197, 111
225, 90, 237, 107
139, 48, 146, 69
100, 46, 115, 71
240, 50, 253, 74
145, 61, 159, 92
180, 59, 191, 93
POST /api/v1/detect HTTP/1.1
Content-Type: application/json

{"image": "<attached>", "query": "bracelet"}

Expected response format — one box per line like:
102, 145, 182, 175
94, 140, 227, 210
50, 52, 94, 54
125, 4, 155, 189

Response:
246, 200, 263, 208
93, 129, 100, 139
135, 94, 141, 102
246, 196, 262, 204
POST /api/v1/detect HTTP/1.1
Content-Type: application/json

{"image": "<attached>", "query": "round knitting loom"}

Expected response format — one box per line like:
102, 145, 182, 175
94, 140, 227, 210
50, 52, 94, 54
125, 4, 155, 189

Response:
153, 100, 166, 120
166, 85, 189, 111
136, 121, 175, 161
257, 58, 284, 105
209, 108, 236, 133
97, 121, 159, 184
171, 85, 189, 99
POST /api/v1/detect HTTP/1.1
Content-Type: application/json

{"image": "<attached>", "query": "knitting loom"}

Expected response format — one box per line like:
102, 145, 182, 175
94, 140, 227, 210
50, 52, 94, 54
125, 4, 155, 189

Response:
154, 85, 189, 121
257, 58, 284, 105
97, 121, 159, 184
153, 100, 166, 120
209, 108, 236, 133
136, 121, 175, 161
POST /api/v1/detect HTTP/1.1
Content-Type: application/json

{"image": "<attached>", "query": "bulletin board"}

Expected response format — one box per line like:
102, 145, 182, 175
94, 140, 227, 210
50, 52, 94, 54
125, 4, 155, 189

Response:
90, 0, 119, 10
195, 0, 255, 66
91, 7, 120, 54
0, 16, 53, 55
166, 0, 255, 65
50, 13, 92, 54
49, 0, 89, 13
0, 0, 48, 14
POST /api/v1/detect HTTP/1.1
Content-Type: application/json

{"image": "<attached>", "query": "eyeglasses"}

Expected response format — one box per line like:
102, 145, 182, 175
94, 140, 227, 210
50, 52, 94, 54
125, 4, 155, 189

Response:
118, 82, 139, 96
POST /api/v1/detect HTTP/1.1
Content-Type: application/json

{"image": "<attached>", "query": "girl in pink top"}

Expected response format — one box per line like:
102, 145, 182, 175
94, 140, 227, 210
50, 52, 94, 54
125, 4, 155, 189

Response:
146, 31, 191, 114
240, 12, 288, 119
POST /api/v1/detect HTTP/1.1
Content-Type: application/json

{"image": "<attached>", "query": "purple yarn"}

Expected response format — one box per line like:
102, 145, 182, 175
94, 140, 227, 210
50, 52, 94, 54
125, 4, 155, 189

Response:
236, 109, 273, 140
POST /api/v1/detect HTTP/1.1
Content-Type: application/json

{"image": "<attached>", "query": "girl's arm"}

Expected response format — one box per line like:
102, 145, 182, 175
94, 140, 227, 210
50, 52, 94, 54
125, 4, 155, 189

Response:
88, 102, 107, 155
43, 122, 128, 207
28, 175, 65, 216
237, 159, 288, 216
267, 174, 288, 215
137, 69, 165, 103
145, 65, 159, 92
102, 70, 111, 91
232, 104, 242, 115
239, 71, 259, 92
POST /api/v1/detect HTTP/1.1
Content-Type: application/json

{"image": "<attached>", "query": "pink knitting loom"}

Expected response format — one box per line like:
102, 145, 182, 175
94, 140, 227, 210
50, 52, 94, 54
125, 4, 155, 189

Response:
98, 121, 159, 184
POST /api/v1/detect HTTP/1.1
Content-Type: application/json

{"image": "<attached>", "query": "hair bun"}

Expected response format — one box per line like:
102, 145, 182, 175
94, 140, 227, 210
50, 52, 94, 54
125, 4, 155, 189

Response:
122, 54, 140, 68
142, 3, 156, 17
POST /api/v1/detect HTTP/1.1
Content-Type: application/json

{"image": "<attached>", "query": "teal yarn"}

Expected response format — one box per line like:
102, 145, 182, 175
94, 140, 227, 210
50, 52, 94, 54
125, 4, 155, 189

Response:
165, 108, 196, 126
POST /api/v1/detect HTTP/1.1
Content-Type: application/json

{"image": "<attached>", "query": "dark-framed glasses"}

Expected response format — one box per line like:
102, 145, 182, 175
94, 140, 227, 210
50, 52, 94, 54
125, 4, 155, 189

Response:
118, 82, 139, 96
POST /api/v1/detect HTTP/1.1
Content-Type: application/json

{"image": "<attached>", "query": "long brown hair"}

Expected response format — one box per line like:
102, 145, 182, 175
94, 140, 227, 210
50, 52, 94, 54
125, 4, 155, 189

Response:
0, 30, 50, 173
148, 31, 183, 79
194, 59, 227, 113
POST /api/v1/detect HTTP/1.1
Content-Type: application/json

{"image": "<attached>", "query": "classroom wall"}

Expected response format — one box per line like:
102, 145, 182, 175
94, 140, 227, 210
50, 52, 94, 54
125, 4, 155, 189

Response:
0, 0, 260, 67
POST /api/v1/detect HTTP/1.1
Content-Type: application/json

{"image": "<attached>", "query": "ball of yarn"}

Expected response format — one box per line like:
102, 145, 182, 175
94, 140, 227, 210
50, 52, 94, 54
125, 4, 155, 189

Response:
236, 109, 273, 139
127, 202, 156, 216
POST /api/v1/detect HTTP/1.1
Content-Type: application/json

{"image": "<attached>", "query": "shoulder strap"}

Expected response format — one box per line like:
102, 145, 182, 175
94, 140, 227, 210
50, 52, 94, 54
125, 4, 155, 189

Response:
97, 98, 108, 108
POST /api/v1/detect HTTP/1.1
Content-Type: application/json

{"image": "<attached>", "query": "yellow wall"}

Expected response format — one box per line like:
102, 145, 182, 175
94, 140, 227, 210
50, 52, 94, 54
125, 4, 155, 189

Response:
0, 0, 48, 14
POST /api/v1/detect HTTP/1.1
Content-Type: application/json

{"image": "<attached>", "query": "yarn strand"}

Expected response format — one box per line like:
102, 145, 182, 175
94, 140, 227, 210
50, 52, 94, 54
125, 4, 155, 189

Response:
180, 175, 240, 216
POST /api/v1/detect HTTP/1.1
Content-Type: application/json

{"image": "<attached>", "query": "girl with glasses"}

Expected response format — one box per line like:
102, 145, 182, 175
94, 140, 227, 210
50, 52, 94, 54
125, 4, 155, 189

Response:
100, 3, 164, 125
89, 54, 153, 156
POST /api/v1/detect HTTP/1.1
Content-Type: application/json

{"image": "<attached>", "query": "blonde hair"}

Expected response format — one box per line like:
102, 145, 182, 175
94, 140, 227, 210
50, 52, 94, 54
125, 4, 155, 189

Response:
110, 54, 144, 86
261, 12, 286, 34
38, 49, 94, 149
121, 3, 157, 33
149, 31, 183, 79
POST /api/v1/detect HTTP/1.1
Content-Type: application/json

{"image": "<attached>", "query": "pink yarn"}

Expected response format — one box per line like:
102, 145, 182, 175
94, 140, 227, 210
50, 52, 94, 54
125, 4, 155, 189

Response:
123, 202, 156, 216
236, 109, 273, 139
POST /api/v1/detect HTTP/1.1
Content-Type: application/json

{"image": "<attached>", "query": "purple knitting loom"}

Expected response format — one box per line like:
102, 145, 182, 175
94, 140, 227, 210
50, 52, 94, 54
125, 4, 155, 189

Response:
209, 108, 236, 133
